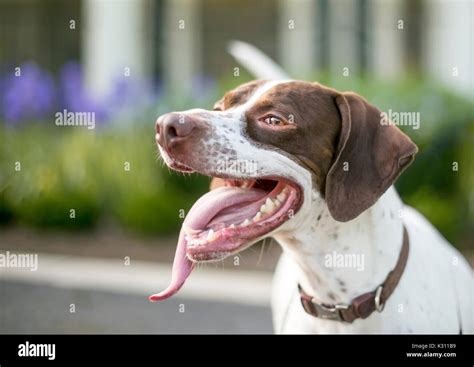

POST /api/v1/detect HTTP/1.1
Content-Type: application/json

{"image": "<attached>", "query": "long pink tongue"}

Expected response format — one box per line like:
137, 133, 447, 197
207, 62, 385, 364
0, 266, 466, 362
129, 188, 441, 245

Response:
149, 186, 266, 301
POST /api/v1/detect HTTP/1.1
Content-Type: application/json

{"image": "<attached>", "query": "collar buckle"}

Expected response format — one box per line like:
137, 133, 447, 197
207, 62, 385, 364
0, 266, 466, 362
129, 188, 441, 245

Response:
315, 302, 349, 321
300, 294, 349, 321
374, 285, 385, 312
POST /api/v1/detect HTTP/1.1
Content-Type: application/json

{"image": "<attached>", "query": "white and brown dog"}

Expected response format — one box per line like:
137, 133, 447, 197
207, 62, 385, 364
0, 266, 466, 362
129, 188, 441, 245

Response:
151, 69, 473, 334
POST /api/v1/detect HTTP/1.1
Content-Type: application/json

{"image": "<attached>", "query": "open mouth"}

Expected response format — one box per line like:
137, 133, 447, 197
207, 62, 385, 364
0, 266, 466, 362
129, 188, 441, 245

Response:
149, 170, 303, 302
185, 178, 301, 261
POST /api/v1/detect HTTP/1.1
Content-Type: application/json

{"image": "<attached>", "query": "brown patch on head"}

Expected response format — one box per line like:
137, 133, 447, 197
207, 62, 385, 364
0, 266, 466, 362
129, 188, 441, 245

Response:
214, 80, 267, 111
210, 79, 417, 223
242, 80, 417, 222
245, 81, 341, 193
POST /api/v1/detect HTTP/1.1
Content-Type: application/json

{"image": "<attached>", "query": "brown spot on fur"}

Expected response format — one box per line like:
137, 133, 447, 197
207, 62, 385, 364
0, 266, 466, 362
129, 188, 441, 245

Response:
245, 81, 342, 193
214, 80, 267, 111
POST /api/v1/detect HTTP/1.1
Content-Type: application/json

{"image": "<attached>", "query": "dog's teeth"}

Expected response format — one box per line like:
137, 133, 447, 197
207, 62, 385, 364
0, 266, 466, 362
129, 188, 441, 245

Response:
241, 219, 251, 227
265, 198, 275, 212
277, 192, 287, 202
230, 224, 236, 229
253, 212, 262, 222
261, 197, 277, 215
207, 229, 216, 242
274, 198, 281, 207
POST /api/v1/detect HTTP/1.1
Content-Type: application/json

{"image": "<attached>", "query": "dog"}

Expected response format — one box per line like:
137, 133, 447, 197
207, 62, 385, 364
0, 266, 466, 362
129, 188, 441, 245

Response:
150, 44, 473, 333
151, 79, 473, 334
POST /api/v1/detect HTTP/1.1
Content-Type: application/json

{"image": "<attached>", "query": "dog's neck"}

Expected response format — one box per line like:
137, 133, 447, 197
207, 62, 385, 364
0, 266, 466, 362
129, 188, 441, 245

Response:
274, 186, 404, 305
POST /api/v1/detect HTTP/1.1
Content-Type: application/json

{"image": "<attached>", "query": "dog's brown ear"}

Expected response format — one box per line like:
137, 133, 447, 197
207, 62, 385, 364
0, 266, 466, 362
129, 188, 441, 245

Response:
326, 92, 418, 222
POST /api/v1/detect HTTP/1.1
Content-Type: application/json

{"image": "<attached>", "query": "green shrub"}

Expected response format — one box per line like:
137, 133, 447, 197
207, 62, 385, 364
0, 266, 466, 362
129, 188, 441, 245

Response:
0, 188, 14, 225
0, 123, 210, 235
0, 125, 102, 229
0, 77, 472, 247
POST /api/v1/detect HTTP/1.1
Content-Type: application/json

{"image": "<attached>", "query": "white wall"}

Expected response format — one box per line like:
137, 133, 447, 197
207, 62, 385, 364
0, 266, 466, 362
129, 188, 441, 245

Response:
278, 0, 318, 78
82, 0, 153, 99
162, 0, 201, 97
370, 0, 405, 79
423, 0, 474, 98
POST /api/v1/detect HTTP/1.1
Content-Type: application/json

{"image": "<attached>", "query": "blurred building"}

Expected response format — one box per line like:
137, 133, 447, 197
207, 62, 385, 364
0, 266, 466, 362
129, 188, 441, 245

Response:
0, 0, 472, 98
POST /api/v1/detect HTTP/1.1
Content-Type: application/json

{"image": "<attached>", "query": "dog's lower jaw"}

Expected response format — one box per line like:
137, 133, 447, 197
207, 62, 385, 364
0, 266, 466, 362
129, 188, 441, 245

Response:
273, 186, 405, 307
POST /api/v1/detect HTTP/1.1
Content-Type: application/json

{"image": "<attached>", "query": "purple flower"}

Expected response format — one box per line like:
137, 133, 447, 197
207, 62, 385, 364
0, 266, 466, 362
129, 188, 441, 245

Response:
107, 76, 157, 112
59, 62, 110, 122
59, 62, 161, 123
1, 62, 56, 124
0, 60, 166, 126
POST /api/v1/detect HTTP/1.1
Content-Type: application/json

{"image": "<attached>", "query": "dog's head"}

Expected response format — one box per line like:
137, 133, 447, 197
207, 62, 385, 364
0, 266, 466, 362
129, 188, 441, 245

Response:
151, 80, 417, 300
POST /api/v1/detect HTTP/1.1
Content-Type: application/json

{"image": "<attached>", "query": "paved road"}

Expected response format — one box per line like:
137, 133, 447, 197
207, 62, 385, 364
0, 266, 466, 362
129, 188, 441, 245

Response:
0, 280, 272, 334
0, 253, 274, 334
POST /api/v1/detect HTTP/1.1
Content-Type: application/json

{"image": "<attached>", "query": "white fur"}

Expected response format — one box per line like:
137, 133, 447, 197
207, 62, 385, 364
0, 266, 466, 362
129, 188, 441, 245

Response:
272, 187, 473, 334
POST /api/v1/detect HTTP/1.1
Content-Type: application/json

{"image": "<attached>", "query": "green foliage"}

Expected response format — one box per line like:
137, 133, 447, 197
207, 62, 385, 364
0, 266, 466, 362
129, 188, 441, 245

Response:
0, 124, 209, 235
0, 77, 472, 247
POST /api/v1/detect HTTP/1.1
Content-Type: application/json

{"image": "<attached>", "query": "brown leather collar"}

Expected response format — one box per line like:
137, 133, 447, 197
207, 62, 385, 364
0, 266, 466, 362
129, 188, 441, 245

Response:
299, 225, 409, 323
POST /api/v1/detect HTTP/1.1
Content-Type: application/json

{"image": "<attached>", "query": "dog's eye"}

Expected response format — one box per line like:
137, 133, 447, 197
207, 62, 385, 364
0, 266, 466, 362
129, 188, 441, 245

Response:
262, 116, 285, 126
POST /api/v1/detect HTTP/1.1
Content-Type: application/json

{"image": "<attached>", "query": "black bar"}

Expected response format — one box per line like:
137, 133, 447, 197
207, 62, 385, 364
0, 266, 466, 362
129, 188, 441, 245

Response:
0, 334, 472, 365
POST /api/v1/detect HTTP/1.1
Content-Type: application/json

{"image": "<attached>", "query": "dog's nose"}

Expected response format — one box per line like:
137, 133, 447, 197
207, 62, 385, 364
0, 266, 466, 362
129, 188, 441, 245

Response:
155, 113, 196, 148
